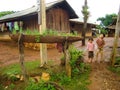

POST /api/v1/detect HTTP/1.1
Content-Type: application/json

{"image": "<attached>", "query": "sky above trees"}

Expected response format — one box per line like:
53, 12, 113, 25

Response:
0, 0, 119, 23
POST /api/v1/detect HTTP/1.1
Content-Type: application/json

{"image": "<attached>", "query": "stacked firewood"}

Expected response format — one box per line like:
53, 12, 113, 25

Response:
24, 43, 56, 50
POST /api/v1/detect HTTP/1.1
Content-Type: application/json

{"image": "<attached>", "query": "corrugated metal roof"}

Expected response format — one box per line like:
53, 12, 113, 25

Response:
0, 6, 38, 21
70, 19, 97, 26
0, 0, 78, 22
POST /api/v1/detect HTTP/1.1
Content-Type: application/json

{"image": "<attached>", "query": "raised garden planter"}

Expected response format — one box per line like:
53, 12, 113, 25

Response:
9, 34, 83, 43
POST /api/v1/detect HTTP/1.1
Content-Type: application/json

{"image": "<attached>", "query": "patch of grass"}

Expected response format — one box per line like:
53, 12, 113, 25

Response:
64, 68, 91, 90
0, 60, 40, 79
108, 57, 120, 75
50, 72, 71, 85
25, 80, 57, 90
50, 64, 91, 90
0, 84, 4, 90
0, 59, 91, 90
108, 66, 120, 75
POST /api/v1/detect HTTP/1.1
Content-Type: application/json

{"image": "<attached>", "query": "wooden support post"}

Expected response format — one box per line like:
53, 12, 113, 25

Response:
18, 34, 28, 83
64, 41, 71, 78
111, 7, 120, 66
38, 0, 47, 67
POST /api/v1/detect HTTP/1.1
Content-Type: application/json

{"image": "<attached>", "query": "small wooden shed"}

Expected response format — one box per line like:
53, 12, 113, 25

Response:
70, 19, 97, 37
106, 19, 117, 37
0, 0, 78, 33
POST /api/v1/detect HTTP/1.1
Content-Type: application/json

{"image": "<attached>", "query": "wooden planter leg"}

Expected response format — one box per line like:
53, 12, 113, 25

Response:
18, 34, 29, 83
64, 41, 71, 78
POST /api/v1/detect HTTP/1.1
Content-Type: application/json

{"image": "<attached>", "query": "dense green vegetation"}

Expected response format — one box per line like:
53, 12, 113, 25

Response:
0, 11, 15, 17
97, 13, 117, 26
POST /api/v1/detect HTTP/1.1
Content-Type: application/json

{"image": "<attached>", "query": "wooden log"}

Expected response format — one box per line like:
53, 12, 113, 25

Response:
64, 41, 71, 78
10, 34, 83, 43
18, 34, 29, 83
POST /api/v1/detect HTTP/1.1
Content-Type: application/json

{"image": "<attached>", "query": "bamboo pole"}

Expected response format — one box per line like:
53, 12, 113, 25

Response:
18, 34, 29, 83
111, 6, 120, 66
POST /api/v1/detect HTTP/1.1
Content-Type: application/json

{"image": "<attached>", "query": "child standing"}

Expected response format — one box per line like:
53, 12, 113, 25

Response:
86, 37, 95, 63
96, 34, 105, 62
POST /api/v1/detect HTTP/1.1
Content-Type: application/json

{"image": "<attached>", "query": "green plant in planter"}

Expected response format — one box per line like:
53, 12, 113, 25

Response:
35, 35, 40, 43
42, 29, 58, 36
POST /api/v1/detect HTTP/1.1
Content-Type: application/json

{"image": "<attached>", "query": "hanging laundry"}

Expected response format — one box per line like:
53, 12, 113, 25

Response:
19, 21, 23, 30
8, 22, 13, 31
1, 23, 5, 32
14, 21, 19, 31
0, 24, 2, 31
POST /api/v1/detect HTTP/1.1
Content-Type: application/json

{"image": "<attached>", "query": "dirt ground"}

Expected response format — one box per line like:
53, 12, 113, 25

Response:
0, 37, 120, 90
0, 41, 62, 67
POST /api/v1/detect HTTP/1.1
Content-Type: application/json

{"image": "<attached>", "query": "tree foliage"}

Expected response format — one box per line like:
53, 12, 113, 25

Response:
97, 13, 117, 26
96, 25, 108, 35
0, 11, 15, 17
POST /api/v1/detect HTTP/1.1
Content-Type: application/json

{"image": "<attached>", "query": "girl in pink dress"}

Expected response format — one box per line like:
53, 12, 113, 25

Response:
86, 37, 95, 63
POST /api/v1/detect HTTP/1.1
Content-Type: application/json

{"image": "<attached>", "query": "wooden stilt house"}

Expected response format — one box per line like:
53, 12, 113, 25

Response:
0, 0, 78, 33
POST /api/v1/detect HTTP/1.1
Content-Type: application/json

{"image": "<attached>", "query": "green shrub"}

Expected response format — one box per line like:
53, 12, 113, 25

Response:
0, 84, 4, 90
69, 45, 88, 75
25, 81, 56, 90
7, 83, 15, 90
109, 57, 120, 75
51, 72, 71, 85
115, 57, 120, 65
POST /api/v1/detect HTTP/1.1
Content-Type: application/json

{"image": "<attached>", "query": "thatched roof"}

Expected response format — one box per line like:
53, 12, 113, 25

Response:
0, 0, 78, 23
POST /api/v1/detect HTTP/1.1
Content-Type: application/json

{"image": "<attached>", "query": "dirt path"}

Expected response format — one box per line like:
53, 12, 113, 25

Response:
88, 63, 120, 90
87, 37, 120, 90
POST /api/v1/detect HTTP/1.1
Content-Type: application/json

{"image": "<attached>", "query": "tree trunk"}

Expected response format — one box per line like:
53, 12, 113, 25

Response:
39, 0, 47, 67
18, 34, 29, 83
111, 7, 120, 66
82, 0, 89, 46
82, 17, 87, 46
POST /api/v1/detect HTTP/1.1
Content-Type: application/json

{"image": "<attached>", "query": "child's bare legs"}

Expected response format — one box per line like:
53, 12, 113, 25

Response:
100, 50, 103, 62
91, 58, 94, 62
88, 58, 91, 63
96, 49, 99, 62
88, 58, 94, 63
96, 49, 103, 63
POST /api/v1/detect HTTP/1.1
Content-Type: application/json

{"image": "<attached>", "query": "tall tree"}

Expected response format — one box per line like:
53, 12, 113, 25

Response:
81, 0, 89, 46
97, 13, 117, 26
111, 7, 120, 66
